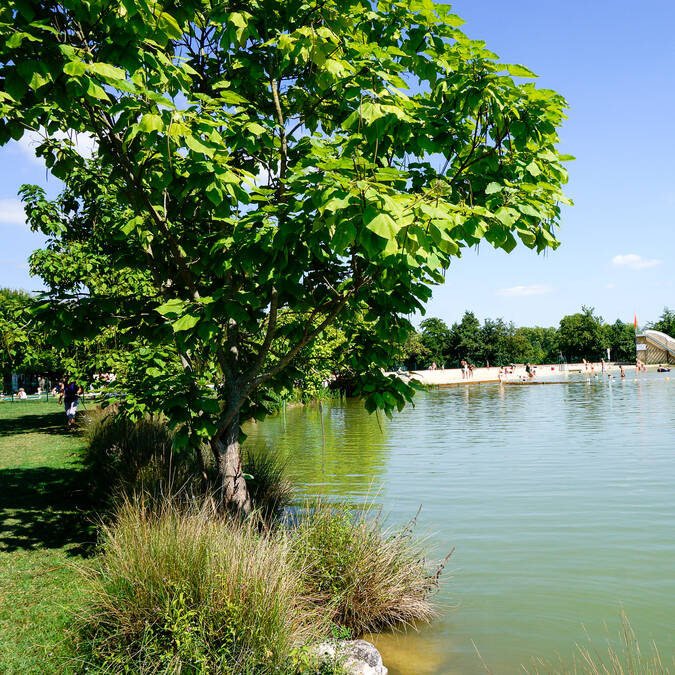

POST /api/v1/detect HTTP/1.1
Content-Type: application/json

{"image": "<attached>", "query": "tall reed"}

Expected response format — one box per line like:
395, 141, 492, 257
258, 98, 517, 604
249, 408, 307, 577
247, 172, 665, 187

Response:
523, 613, 675, 675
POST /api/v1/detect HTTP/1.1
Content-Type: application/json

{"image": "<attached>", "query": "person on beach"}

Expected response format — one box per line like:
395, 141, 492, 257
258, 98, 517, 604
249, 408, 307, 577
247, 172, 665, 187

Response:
461, 360, 468, 379
468, 363, 474, 379
620, 366, 625, 378
601, 358, 605, 373
60, 378, 82, 428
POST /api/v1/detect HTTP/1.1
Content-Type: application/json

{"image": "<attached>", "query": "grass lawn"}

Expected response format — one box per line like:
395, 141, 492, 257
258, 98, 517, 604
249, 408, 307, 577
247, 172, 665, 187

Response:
0, 400, 96, 674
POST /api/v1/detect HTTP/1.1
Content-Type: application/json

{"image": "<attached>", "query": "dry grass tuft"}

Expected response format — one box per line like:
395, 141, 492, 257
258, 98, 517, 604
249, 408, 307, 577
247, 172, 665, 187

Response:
292, 501, 438, 635
75, 497, 326, 674
82, 407, 193, 502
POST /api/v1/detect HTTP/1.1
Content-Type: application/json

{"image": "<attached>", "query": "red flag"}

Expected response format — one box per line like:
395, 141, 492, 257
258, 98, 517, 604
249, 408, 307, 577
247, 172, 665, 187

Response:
634, 314, 638, 328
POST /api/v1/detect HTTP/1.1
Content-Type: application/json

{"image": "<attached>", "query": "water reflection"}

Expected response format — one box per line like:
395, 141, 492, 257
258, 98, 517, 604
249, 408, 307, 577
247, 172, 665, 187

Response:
244, 400, 390, 497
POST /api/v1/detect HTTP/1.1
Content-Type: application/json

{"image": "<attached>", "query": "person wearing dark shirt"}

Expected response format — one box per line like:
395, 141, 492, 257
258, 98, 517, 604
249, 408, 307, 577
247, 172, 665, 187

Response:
62, 380, 81, 428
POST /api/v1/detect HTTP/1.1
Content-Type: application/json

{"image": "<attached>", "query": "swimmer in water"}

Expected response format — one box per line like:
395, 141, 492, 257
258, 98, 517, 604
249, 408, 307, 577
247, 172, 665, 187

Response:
620, 366, 626, 378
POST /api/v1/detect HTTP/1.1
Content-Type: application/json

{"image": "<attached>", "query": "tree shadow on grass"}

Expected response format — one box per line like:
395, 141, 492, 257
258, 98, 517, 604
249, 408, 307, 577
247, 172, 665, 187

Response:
0, 409, 70, 437
0, 465, 97, 556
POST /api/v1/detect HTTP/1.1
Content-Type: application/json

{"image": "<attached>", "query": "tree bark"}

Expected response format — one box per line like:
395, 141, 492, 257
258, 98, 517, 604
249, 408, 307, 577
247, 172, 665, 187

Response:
211, 412, 251, 516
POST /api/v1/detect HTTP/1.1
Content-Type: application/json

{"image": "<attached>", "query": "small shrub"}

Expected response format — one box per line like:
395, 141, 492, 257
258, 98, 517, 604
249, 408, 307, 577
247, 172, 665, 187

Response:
75, 497, 326, 674
292, 502, 437, 635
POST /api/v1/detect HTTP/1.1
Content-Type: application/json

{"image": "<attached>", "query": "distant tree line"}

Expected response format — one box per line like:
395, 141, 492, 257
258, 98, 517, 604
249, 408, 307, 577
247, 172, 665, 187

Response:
399, 306, 675, 370
4, 285, 675, 392
0, 287, 122, 393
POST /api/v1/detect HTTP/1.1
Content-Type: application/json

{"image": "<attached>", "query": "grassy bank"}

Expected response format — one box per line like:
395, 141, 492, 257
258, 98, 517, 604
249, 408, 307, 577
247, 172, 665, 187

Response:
1, 402, 438, 674
0, 400, 94, 674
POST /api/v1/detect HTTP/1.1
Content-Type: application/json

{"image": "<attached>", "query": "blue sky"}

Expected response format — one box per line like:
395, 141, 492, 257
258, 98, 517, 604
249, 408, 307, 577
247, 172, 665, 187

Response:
0, 0, 673, 328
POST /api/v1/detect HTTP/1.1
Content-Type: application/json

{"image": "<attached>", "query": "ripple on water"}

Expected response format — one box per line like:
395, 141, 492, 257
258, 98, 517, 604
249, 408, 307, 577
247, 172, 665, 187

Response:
243, 373, 675, 674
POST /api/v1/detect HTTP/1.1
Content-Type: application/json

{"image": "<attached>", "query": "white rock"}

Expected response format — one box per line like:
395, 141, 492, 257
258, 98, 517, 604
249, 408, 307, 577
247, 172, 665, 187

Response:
311, 639, 387, 675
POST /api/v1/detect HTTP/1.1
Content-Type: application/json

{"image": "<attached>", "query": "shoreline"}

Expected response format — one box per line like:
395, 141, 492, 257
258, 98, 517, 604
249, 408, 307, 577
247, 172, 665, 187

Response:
394, 362, 654, 387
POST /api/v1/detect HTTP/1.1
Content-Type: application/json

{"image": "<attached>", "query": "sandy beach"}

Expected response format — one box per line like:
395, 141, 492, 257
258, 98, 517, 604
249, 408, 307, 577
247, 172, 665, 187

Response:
394, 362, 644, 387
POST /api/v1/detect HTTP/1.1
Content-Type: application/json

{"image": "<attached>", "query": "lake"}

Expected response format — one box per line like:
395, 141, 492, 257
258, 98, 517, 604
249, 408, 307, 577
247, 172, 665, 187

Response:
243, 372, 675, 674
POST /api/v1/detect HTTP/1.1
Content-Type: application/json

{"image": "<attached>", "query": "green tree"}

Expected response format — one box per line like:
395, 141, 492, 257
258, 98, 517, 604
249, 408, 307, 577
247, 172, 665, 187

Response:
480, 317, 516, 366
449, 311, 483, 366
1, 0, 570, 511
419, 318, 452, 366
398, 331, 430, 371
0, 288, 30, 390
557, 306, 606, 363
604, 320, 635, 362
0, 288, 67, 391
515, 325, 558, 364
650, 308, 675, 337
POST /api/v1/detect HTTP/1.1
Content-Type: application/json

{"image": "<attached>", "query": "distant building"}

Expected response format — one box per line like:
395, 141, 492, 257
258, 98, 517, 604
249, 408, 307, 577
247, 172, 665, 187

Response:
636, 330, 675, 365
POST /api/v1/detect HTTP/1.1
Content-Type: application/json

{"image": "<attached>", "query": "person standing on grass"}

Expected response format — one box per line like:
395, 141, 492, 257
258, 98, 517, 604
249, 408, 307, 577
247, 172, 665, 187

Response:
59, 378, 82, 428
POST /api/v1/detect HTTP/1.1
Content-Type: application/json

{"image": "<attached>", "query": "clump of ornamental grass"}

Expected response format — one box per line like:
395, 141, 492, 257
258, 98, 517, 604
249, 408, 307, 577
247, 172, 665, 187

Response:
82, 406, 198, 503
242, 445, 294, 523
522, 613, 675, 675
82, 410, 292, 523
291, 501, 441, 635
74, 496, 328, 674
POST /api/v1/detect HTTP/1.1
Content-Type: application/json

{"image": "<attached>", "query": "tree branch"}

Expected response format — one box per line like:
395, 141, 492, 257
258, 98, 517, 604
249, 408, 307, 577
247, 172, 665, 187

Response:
270, 78, 287, 201
239, 286, 278, 383
248, 290, 354, 392
80, 102, 202, 302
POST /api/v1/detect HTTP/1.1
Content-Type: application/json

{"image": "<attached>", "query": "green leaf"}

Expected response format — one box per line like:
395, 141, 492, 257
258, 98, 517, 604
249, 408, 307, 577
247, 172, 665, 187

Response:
485, 182, 502, 194
518, 204, 542, 218
172, 314, 200, 332
86, 79, 109, 100
7, 32, 38, 48
156, 298, 186, 316
89, 62, 126, 81
63, 61, 87, 76
494, 207, 519, 227
185, 134, 214, 157
158, 11, 183, 40
363, 207, 398, 241
507, 64, 537, 78
28, 71, 49, 90
246, 122, 265, 136
139, 113, 164, 133
526, 160, 541, 177
516, 226, 536, 246
205, 183, 223, 206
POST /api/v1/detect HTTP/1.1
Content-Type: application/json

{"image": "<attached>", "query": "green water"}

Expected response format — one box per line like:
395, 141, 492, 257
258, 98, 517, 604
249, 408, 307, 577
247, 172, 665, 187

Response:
244, 373, 675, 674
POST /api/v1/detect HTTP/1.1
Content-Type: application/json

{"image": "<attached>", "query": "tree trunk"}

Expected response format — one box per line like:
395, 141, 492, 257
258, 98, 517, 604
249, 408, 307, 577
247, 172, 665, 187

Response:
211, 412, 251, 516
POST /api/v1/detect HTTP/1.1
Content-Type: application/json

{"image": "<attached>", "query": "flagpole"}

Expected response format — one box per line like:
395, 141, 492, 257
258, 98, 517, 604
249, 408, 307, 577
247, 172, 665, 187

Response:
634, 313, 638, 366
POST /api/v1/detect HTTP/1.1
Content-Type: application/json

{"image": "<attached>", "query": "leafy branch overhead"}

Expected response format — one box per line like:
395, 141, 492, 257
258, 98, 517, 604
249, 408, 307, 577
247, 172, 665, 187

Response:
0, 0, 571, 509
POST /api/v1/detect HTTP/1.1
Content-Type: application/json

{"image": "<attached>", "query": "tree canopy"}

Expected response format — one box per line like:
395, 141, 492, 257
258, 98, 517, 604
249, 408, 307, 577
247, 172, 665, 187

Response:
556, 306, 606, 363
0, 0, 571, 510
649, 308, 675, 338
